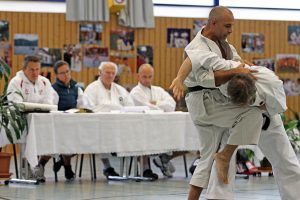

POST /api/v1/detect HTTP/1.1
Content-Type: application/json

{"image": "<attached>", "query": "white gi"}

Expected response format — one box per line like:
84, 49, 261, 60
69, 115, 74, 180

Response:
188, 27, 300, 200
129, 82, 176, 112
7, 70, 56, 104
185, 48, 287, 116
82, 78, 134, 112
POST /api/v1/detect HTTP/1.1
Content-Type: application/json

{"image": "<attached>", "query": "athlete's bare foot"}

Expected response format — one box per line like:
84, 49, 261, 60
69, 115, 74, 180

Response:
214, 153, 229, 184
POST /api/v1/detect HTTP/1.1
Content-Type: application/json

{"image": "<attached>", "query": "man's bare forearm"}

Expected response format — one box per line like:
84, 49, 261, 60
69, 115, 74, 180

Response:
214, 65, 257, 86
214, 69, 240, 86
176, 57, 192, 82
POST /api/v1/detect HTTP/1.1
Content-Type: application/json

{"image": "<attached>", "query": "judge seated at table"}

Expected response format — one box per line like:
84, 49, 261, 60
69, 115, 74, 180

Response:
33, 60, 84, 182
6, 55, 57, 181
129, 64, 187, 178
82, 61, 143, 179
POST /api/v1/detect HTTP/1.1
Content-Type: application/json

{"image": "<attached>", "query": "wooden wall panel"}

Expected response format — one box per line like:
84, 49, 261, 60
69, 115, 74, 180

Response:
0, 11, 299, 117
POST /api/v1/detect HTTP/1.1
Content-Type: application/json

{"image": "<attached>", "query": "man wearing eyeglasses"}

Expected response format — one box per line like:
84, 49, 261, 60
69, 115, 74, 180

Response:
33, 60, 84, 182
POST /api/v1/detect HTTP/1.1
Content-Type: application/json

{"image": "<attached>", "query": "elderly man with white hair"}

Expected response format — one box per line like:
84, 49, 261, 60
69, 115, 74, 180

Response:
83, 61, 135, 178
82, 62, 158, 180
83, 61, 133, 112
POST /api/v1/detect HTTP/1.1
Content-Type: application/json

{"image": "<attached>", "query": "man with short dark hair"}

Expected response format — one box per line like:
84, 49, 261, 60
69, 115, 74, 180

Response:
32, 60, 83, 182
7, 55, 57, 182
52, 60, 84, 180
7, 55, 55, 104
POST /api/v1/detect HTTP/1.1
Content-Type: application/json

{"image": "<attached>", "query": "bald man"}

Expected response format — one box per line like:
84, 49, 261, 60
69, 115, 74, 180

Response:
171, 6, 300, 200
130, 64, 176, 112
129, 64, 180, 177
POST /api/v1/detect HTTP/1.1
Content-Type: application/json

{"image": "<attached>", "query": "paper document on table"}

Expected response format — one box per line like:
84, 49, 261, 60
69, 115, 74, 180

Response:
121, 106, 150, 113
64, 108, 80, 113
16, 102, 58, 112
143, 109, 164, 114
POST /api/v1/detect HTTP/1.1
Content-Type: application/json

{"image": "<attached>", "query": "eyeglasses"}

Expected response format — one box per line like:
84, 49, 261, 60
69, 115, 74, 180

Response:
57, 70, 70, 75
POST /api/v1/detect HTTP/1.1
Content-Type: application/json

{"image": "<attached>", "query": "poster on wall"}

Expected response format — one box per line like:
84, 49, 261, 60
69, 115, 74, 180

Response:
14, 34, 38, 55
0, 42, 12, 67
252, 58, 275, 71
167, 28, 190, 48
0, 21, 9, 42
137, 45, 153, 72
288, 25, 300, 45
83, 46, 108, 68
63, 44, 82, 72
110, 54, 135, 76
110, 30, 135, 51
192, 20, 207, 38
276, 54, 300, 73
79, 23, 102, 45
282, 77, 300, 96
241, 33, 264, 53
37, 48, 62, 67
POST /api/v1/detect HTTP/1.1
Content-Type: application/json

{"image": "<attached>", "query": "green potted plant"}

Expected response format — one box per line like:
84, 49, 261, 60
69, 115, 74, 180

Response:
281, 109, 300, 153
0, 58, 27, 178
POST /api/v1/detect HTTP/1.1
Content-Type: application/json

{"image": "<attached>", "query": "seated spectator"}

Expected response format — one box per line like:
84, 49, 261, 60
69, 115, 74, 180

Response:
54, 60, 84, 179
129, 63, 186, 178
6, 55, 57, 182
34, 60, 84, 182
82, 61, 136, 179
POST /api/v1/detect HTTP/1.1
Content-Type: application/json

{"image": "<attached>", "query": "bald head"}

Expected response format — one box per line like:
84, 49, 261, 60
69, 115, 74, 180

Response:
138, 64, 154, 88
203, 6, 234, 41
208, 6, 233, 24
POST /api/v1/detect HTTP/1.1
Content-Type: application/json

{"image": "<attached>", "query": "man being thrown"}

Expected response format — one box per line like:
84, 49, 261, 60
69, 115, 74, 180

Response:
170, 6, 300, 200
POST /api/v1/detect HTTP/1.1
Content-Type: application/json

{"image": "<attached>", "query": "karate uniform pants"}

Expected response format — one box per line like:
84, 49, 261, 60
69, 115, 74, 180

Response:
205, 114, 300, 200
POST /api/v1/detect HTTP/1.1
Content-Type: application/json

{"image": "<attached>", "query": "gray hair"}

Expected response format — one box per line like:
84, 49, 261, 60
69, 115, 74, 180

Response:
23, 55, 40, 68
98, 61, 118, 72
227, 74, 256, 106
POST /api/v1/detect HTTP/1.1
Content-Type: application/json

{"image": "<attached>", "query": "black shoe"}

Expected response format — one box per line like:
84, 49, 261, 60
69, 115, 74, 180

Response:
103, 167, 119, 177
143, 169, 158, 181
53, 155, 64, 173
64, 165, 75, 181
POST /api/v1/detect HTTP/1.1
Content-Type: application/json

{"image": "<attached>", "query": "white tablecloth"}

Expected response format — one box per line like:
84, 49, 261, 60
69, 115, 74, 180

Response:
24, 112, 200, 167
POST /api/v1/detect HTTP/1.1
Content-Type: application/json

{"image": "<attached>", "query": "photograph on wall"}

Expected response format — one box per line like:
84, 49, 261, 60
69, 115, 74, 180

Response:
281, 77, 300, 96
167, 28, 190, 48
137, 45, 153, 72
192, 20, 207, 38
110, 30, 135, 51
63, 44, 82, 72
14, 34, 38, 55
83, 46, 108, 68
37, 48, 62, 67
0, 42, 12, 67
79, 23, 102, 45
288, 25, 300, 45
110, 54, 135, 76
0, 21, 9, 42
276, 54, 300, 73
252, 58, 275, 71
241, 33, 264, 53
